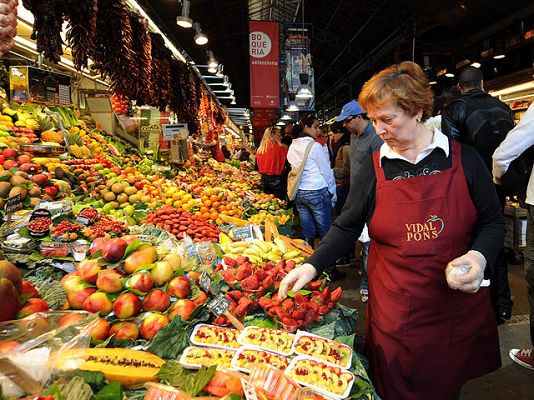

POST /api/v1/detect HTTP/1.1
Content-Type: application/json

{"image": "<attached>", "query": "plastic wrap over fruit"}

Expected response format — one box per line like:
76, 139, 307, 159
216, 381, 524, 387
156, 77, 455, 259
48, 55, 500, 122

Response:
0, 311, 97, 397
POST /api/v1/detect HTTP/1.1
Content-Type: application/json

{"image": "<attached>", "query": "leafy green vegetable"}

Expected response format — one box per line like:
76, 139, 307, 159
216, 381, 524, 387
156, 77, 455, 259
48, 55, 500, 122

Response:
310, 303, 358, 339
62, 370, 106, 392
243, 314, 277, 329
58, 376, 94, 400
124, 388, 147, 400
43, 381, 62, 400
156, 362, 216, 397
96, 382, 122, 400
148, 307, 209, 359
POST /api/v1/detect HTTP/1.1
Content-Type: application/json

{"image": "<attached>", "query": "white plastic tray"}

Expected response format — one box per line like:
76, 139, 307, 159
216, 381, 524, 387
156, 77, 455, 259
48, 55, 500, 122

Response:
231, 345, 291, 374
237, 326, 295, 356
291, 330, 352, 369
285, 355, 355, 399
189, 323, 241, 350
178, 346, 236, 369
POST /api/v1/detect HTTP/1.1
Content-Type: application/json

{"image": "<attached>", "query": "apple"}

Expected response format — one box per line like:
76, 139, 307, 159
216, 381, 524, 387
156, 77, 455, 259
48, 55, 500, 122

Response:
77, 259, 103, 284
17, 154, 31, 164
149, 261, 173, 286
109, 321, 139, 340
58, 312, 86, 328
126, 272, 154, 294
43, 185, 59, 197
168, 299, 196, 321
193, 290, 208, 306
90, 318, 110, 342
0, 278, 20, 322
166, 276, 191, 299
83, 291, 113, 315
3, 149, 18, 159
139, 313, 169, 340
96, 269, 123, 293
0, 260, 22, 293
102, 238, 128, 263
113, 292, 142, 319
31, 173, 50, 187
3, 160, 18, 169
123, 244, 158, 274
142, 289, 171, 312
17, 298, 49, 318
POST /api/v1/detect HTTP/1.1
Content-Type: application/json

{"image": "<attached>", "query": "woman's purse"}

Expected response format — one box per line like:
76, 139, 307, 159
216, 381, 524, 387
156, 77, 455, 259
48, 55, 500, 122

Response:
287, 141, 315, 201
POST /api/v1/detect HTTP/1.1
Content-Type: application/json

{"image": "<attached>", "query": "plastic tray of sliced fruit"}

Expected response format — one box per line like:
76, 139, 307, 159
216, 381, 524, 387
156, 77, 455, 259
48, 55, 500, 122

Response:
292, 331, 352, 369
189, 323, 241, 350
231, 345, 291, 374
237, 326, 295, 356
178, 346, 236, 370
285, 356, 355, 399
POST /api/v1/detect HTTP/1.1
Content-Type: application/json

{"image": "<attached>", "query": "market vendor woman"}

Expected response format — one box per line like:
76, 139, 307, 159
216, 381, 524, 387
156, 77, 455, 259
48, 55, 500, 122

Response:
278, 61, 503, 400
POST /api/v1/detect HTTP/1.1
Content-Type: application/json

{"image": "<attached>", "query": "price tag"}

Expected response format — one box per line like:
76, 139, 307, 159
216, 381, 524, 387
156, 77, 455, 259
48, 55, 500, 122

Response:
200, 272, 212, 293
76, 216, 90, 225
207, 293, 231, 316
162, 123, 188, 141
5, 193, 22, 214
241, 378, 259, 400
232, 226, 254, 242
242, 199, 251, 208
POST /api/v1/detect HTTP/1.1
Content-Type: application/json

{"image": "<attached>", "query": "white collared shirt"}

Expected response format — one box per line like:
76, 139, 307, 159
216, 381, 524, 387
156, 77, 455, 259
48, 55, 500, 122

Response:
379, 127, 450, 165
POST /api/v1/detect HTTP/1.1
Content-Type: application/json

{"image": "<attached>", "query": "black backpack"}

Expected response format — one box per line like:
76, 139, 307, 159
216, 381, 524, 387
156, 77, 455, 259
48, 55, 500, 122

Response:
500, 145, 534, 196
462, 104, 514, 171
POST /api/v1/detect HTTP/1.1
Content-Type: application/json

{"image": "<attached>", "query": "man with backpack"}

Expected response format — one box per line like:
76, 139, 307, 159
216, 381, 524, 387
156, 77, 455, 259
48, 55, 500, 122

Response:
442, 66, 514, 324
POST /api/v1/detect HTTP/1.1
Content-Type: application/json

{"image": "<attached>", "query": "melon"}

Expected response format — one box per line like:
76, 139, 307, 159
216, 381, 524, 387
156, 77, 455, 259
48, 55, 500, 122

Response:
50, 348, 164, 387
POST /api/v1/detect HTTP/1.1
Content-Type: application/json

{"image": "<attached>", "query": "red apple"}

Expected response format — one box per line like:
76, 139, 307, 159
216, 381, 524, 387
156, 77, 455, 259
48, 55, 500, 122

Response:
3, 148, 18, 159
168, 299, 196, 321
0, 260, 22, 293
109, 321, 139, 340
43, 185, 59, 197
31, 173, 50, 187
102, 238, 128, 263
113, 292, 142, 319
83, 291, 113, 315
166, 276, 191, 299
77, 259, 103, 284
0, 278, 20, 322
96, 269, 123, 293
58, 312, 86, 328
142, 289, 171, 312
126, 272, 154, 294
139, 313, 169, 340
3, 160, 18, 169
61, 272, 86, 294
17, 298, 49, 318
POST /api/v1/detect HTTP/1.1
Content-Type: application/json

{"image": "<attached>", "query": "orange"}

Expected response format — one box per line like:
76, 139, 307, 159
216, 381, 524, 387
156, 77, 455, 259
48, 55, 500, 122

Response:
203, 200, 212, 207
212, 201, 220, 209
195, 211, 202, 216
200, 206, 209, 214
201, 195, 209, 203
210, 212, 218, 220
210, 194, 219, 202
173, 200, 183, 208
202, 212, 211, 220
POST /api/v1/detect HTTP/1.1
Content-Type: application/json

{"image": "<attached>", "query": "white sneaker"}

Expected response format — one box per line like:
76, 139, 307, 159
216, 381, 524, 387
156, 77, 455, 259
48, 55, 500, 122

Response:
360, 288, 368, 303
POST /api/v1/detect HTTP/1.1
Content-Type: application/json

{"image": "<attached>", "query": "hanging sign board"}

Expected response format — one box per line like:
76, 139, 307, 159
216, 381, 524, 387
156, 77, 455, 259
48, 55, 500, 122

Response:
207, 294, 231, 316
232, 226, 255, 242
249, 21, 280, 108
162, 123, 188, 141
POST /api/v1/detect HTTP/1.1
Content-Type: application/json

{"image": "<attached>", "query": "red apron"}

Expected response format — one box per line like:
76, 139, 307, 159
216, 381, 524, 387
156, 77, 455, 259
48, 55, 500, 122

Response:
367, 141, 500, 400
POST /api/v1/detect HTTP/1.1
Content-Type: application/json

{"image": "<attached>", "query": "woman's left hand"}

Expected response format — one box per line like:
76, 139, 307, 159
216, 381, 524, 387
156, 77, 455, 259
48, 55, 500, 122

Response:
445, 251, 486, 293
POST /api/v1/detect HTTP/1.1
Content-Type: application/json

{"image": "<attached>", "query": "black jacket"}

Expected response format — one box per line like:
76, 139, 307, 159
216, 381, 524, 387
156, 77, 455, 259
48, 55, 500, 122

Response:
441, 88, 513, 143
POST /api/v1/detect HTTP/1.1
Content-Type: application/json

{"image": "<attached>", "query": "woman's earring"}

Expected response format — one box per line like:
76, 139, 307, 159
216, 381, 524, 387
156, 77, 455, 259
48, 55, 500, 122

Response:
416, 117, 421, 123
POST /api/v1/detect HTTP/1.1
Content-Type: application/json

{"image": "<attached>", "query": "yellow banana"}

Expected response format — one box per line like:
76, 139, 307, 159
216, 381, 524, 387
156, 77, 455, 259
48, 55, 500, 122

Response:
267, 253, 283, 262
274, 237, 288, 253
283, 250, 302, 260
253, 239, 271, 253
247, 254, 263, 265
230, 247, 246, 255
292, 256, 306, 264
243, 248, 262, 257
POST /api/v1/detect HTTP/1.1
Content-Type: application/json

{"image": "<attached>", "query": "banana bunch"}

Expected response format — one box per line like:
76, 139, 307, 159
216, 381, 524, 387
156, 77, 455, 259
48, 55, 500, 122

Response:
219, 233, 306, 265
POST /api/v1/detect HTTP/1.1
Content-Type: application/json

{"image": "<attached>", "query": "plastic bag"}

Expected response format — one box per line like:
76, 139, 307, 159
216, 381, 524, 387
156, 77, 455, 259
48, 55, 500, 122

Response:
0, 311, 98, 397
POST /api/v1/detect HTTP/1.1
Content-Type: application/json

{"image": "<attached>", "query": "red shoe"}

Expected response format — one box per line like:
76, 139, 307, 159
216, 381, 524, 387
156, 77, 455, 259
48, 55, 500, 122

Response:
509, 348, 534, 370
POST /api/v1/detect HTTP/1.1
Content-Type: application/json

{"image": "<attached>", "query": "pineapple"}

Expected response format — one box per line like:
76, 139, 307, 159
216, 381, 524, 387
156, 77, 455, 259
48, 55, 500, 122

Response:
41, 129, 63, 144
67, 132, 91, 158
35, 114, 54, 131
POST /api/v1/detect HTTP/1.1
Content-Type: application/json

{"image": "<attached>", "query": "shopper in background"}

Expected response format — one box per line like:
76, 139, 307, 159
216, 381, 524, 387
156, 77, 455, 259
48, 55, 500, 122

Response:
221, 144, 231, 159
256, 126, 289, 200
279, 61, 503, 400
442, 66, 514, 324
315, 127, 332, 162
336, 99, 383, 303
205, 133, 226, 162
493, 101, 534, 370
330, 122, 351, 214
287, 114, 336, 247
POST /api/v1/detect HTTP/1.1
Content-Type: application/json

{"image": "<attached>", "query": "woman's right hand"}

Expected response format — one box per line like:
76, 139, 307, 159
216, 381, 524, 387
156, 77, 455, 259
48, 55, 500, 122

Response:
278, 263, 318, 299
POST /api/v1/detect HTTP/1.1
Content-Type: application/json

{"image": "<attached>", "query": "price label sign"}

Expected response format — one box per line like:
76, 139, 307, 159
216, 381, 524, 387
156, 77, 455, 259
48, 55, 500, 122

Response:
232, 226, 255, 242
241, 378, 259, 400
242, 199, 251, 208
162, 123, 188, 141
5, 193, 22, 214
207, 293, 231, 316
76, 216, 90, 226
200, 271, 212, 293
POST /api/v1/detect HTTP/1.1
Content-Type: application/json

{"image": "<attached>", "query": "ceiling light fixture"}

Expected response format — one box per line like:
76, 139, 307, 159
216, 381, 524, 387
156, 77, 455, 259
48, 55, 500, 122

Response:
471, 62, 482, 68
215, 65, 224, 77
445, 72, 455, 78
231, 99, 236, 105
176, 0, 193, 28
280, 113, 292, 120
193, 22, 208, 45
493, 40, 506, 59
207, 50, 218, 68
296, 85, 313, 99
286, 102, 299, 112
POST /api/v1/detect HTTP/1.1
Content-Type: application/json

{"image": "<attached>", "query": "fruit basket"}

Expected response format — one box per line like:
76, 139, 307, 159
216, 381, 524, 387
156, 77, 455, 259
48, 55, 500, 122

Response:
20, 143, 66, 156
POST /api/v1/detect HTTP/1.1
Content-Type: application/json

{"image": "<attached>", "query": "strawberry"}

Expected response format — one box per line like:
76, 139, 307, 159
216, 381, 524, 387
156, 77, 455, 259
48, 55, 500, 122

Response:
294, 293, 308, 306
255, 269, 267, 281
281, 298, 295, 313
330, 287, 343, 302
236, 255, 249, 265
223, 257, 237, 267
236, 263, 253, 281
226, 290, 243, 301
259, 296, 272, 308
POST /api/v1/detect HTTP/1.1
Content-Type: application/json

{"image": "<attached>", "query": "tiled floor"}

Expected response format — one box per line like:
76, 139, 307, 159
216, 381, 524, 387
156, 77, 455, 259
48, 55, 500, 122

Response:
334, 254, 534, 399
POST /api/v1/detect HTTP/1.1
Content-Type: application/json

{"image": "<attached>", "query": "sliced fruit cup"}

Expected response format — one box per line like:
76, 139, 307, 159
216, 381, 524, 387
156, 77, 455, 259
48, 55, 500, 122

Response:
248, 364, 301, 400
144, 382, 191, 400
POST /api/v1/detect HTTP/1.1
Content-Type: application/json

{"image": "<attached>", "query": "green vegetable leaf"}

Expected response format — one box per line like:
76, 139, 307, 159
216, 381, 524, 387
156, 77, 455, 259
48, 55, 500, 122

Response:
43, 381, 62, 400
310, 303, 358, 339
124, 388, 147, 400
123, 240, 143, 259
182, 365, 217, 396
155, 360, 188, 386
96, 382, 122, 400
62, 370, 106, 392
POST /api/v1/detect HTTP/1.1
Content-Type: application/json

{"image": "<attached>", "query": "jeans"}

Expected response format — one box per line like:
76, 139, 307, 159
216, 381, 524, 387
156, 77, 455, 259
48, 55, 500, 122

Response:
526, 205, 534, 345
295, 187, 333, 243
360, 241, 369, 291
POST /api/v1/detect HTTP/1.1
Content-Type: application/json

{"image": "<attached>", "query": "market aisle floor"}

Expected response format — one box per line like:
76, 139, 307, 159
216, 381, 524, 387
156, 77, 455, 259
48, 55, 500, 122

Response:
336, 255, 534, 399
